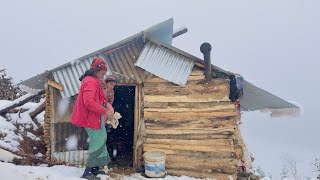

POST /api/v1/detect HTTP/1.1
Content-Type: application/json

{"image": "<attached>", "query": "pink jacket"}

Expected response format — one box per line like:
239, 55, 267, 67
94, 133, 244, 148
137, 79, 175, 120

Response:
71, 76, 107, 129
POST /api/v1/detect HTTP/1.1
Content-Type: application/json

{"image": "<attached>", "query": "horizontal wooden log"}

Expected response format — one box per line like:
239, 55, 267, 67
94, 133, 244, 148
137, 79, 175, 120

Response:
143, 147, 237, 159
194, 62, 205, 68
145, 138, 233, 146
167, 169, 236, 180
144, 94, 229, 102
146, 133, 234, 140
166, 159, 237, 175
144, 115, 235, 122
145, 118, 236, 126
144, 101, 234, 108
187, 75, 205, 81
190, 70, 204, 76
145, 122, 236, 130
146, 128, 234, 135
144, 111, 237, 120
143, 143, 235, 153
144, 104, 235, 113
166, 155, 237, 168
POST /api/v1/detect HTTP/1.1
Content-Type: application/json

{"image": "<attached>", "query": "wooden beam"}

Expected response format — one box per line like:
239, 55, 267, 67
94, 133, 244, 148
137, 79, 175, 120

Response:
143, 143, 235, 153
144, 104, 235, 113
47, 80, 64, 91
145, 128, 234, 136
143, 147, 236, 159
144, 111, 237, 120
144, 101, 234, 108
144, 138, 233, 147
146, 133, 233, 140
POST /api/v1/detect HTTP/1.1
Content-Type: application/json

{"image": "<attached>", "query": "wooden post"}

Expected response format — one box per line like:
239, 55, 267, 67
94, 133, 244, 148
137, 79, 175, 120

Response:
172, 27, 188, 38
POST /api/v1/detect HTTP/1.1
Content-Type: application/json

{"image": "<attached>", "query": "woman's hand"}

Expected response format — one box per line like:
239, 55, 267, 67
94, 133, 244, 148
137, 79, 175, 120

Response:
106, 110, 114, 123
102, 114, 108, 124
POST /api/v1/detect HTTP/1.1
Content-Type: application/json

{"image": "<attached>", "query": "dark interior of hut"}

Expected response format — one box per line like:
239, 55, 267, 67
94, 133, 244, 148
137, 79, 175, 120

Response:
106, 85, 135, 168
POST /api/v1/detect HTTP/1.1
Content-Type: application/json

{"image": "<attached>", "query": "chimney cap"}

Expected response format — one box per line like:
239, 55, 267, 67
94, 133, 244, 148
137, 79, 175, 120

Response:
200, 42, 212, 54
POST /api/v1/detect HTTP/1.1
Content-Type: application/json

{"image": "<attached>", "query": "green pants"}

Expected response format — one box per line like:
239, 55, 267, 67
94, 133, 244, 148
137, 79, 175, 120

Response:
85, 119, 111, 167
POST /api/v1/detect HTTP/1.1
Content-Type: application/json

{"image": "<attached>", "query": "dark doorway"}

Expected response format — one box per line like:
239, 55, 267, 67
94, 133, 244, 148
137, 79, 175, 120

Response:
107, 85, 135, 168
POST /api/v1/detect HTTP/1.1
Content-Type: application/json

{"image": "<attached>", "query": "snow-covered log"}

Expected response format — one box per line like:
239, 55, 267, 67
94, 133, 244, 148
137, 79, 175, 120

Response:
0, 90, 45, 116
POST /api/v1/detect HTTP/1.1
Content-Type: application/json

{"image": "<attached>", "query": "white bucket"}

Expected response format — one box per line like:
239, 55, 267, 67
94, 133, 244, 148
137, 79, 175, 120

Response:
143, 151, 166, 178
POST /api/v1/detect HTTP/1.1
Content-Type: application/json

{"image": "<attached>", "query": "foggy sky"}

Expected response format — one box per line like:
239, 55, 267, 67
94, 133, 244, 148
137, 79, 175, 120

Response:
1, 0, 319, 178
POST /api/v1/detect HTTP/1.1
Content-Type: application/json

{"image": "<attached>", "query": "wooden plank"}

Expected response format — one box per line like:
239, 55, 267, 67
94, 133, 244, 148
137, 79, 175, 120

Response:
143, 143, 235, 153
166, 164, 237, 174
144, 115, 235, 122
47, 80, 64, 91
144, 104, 235, 113
190, 70, 204, 76
145, 122, 236, 130
146, 133, 233, 140
144, 111, 237, 120
144, 101, 234, 108
187, 75, 205, 81
144, 118, 236, 130
166, 154, 237, 166
146, 127, 234, 135
143, 147, 237, 159
144, 118, 236, 125
167, 169, 236, 180
144, 138, 233, 146
194, 62, 205, 68
144, 94, 230, 102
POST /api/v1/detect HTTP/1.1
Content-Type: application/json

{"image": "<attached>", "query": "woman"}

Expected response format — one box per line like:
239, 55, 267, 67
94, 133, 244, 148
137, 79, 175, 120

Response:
71, 58, 112, 180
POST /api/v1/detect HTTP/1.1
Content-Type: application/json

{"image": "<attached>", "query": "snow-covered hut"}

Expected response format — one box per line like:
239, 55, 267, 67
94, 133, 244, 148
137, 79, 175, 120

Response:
19, 18, 299, 180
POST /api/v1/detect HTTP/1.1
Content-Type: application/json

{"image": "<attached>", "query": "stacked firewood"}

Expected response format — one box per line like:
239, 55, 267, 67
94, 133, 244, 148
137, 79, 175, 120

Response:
0, 69, 23, 100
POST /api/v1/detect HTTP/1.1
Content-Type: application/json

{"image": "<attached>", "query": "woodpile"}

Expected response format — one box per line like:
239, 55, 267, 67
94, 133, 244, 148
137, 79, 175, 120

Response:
0, 69, 24, 100
44, 85, 51, 161
142, 68, 239, 180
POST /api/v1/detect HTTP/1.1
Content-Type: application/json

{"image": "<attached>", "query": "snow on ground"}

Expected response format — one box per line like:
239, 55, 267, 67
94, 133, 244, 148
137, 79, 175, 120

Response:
0, 161, 209, 180
0, 148, 209, 180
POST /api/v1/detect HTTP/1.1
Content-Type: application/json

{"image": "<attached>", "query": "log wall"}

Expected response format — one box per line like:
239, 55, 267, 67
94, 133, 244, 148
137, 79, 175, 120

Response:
143, 68, 238, 180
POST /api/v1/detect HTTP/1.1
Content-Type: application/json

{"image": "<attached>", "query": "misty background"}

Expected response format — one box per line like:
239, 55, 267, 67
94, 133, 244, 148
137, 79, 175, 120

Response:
1, 0, 319, 179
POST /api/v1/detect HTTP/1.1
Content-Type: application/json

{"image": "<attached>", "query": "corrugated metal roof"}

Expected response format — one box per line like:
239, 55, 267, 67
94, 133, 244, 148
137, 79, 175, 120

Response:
103, 39, 152, 83
241, 80, 299, 111
135, 41, 194, 86
52, 56, 96, 99
52, 38, 149, 99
